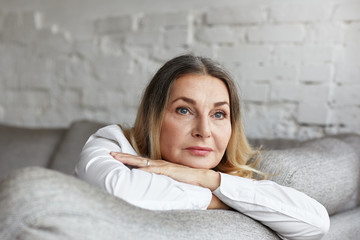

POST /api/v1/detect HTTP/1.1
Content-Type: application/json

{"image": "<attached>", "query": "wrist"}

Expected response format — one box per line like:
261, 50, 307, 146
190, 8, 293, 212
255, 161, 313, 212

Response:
198, 169, 221, 192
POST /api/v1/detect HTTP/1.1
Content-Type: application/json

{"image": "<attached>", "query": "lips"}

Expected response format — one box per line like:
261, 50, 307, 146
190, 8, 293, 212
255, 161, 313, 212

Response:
185, 146, 213, 156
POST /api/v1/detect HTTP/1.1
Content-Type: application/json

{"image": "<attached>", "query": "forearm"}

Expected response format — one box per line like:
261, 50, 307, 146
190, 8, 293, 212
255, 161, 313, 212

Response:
213, 173, 330, 240
207, 194, 231, 210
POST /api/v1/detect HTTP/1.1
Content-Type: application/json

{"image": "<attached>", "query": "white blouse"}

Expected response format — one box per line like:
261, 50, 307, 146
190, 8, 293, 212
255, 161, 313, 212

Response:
75, 125, 330, 240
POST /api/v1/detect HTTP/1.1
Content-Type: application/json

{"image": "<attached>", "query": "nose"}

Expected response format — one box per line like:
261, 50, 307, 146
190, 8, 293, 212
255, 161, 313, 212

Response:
191, 116, 211, 138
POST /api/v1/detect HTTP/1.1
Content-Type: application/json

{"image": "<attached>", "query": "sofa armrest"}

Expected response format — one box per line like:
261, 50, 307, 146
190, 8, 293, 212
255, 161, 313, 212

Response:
258, 137, 359, 216
0, 167, 280, 240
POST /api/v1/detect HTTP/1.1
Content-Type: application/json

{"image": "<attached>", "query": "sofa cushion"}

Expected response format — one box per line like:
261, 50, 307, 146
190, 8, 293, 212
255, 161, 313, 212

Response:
48, 120, 106, 175
0, 167, 280, 240
322, 207, 360, 240
249, 138, 303, 150
258, 138, 359, 216
0, 124, 65, 181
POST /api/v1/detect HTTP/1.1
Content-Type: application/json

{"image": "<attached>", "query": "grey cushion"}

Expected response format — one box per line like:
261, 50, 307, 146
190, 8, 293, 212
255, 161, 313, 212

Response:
333, 134, 360, 211
249, 138, 303, 150
48, 120, 106, 175
322, 207, 360, 240
258, 138, 359, 216
0, 167, 280, 240
0, 125, 65, 181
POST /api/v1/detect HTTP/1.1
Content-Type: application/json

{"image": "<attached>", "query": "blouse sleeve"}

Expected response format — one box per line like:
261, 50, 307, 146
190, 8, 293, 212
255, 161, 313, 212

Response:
75, 125, 212, 211
213, 173, 330, 240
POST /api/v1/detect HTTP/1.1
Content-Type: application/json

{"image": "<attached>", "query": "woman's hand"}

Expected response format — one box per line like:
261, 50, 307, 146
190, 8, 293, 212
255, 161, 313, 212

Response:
110, 152, 221, 191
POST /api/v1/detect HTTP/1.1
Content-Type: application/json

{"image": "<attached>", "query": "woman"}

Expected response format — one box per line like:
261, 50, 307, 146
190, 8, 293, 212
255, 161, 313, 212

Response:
75, 55, 329, 240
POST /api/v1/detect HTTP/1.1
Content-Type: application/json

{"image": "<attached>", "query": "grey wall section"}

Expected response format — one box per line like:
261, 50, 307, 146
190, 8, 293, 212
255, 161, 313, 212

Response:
0, 0, 359, 139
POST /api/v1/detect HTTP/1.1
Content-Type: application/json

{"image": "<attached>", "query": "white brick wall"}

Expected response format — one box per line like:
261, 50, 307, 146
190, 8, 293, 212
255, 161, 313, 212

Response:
0, 0, 359, 138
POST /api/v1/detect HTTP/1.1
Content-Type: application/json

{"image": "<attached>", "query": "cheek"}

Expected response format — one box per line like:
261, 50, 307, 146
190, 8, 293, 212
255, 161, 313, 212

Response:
160, 116, 185, 157
215, 124, 232, 153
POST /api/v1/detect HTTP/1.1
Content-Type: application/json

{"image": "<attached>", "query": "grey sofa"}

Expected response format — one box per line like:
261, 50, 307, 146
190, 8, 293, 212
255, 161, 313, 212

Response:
0, 120, 359, 239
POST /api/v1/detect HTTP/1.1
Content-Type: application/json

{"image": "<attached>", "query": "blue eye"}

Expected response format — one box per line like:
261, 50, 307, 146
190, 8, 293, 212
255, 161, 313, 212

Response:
176, 107, 190, 115
213, 111, 226, 119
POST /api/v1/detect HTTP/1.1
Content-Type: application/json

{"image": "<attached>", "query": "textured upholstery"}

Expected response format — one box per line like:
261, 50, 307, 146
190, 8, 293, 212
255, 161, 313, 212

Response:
0, 125, 65, 181
0, 167, 279, 240
48, 120, 106, 175
259, 138, 359, 216
323, 208, 360, 240
0, 121, 359, 239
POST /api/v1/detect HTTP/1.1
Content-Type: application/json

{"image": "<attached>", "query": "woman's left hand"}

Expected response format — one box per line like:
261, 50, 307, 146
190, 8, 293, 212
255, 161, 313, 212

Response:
110, 152, 220, 191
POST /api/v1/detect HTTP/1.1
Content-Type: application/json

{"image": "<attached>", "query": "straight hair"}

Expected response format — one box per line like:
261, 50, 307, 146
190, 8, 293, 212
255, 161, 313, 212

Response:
122, 55, 262, 179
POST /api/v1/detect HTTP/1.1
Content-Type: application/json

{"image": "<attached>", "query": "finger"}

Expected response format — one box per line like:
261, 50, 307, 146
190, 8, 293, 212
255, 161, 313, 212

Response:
110, 152, 151, 168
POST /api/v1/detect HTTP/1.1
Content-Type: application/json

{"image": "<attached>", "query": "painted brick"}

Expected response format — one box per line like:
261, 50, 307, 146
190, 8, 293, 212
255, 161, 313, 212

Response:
1, 12, 38, 44
99, 35, 126, 55
0, 10, 3, 32
94, 55, 131, 87
2, 12, 20, 31
3, 107, 44, 127
299, 64, 332, 83
1, 44, 19, 89
118, 73, 149, 94
125, 29, 162, 46
188, 43, 216, 59
241, 63, 297, 82
241, 84, 269, 102
5, 91, 50, 108
94, 15, 132, 34
82, 87, 109, 108
32, 28, 72, 57
72, 39, 98, 60
217, 45, 271, 64
333, 2, 360, 21
16, 57, 55, 90
0, 106, 4, 122
335, 45, 360, 64
232, 26, 247, 42
242, 103, 298, 139
297, 103, 330, 125
248, 24, 305, 43
56, 56, 95, 89
299, 85, 329, 105
164, 28, 191, 47
21, 11, 39, 30
305, 23, 344, 43
270, 3, 331, 22
297, 126, 325, 140
271, 83, 300, 102
151, 46, 190, 62
335, 107, 360, 132
0, 3, 359, 136
206, 7, 265, 25
274, 46, 334, 64
196, 26, 234, 44
344, 22, 360, 45
141, 12, 188, 29
55, 89, 81, 108
335, 63, 360, 84
333, 85, 360, 106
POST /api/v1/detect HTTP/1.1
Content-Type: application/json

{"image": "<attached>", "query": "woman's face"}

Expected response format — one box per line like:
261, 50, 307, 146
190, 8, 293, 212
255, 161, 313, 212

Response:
160, 74, 232, 169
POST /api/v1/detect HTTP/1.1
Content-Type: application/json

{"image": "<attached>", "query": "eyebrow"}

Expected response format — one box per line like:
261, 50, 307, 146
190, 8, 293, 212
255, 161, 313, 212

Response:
171, 97, 229, 107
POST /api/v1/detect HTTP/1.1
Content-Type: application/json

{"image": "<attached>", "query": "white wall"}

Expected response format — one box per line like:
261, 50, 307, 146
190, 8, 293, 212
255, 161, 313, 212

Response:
0, 0, 359, 139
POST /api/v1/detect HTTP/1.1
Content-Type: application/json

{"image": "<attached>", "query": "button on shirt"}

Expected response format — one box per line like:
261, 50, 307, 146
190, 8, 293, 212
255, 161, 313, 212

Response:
75, 125, 330, 240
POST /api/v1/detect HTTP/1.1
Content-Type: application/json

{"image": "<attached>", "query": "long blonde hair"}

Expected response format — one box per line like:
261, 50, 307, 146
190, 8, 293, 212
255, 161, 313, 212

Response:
122, 55, 262, 179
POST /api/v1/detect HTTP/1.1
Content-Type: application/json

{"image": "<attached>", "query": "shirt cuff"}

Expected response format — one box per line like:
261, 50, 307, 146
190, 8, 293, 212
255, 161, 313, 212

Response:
212, 172, 256, 209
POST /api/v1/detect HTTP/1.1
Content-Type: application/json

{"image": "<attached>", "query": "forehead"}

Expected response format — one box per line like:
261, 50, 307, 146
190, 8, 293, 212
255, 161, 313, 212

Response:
170, 74, 230, 101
